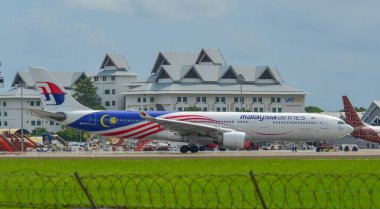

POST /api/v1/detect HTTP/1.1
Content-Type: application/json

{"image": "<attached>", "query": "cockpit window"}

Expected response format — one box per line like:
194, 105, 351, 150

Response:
338, 121, 344, 124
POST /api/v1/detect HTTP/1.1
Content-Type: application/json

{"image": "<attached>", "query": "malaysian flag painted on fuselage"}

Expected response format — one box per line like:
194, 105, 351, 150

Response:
67, 111, 218, 139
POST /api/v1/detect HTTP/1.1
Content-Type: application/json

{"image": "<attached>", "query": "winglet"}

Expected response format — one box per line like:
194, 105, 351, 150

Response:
139, 111, 153, 119
342, 96, 365, 129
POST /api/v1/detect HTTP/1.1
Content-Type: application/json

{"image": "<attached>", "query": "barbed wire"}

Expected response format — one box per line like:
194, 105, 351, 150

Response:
0, 171, 379, 209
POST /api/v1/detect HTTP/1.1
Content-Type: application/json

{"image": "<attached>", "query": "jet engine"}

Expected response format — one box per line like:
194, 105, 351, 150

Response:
221, 132, 246, 148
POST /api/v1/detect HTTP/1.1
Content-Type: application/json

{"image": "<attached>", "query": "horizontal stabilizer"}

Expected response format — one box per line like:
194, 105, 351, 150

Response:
29, 109, 66, 122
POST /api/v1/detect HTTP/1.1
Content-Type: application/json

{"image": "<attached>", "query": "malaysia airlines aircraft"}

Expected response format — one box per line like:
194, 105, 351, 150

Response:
29, 67, 353, 153
343, 96, 380, 143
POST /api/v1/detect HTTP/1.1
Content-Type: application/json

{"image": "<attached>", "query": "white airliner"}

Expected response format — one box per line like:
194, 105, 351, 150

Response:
29, 67, 353, 153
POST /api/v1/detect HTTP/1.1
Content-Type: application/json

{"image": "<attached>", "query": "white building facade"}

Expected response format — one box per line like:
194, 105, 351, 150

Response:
124, 48, 306, 113
0, 71, 87, 134
91, 53, 138, 110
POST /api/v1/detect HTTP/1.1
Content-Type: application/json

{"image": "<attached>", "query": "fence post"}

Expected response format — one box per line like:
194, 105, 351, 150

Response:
74, 171, 98, 209
249, 170, 267, 209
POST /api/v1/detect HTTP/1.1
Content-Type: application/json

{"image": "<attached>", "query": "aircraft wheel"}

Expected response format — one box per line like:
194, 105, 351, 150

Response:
271, 146, 275, 150
316, 147, 321, 152
190, 145, 199, 153
278, 146, 282, 150
180, 145, 188, 153
352, 147, 358, 152
219, 147, 226, 151
344, 146, 349, 152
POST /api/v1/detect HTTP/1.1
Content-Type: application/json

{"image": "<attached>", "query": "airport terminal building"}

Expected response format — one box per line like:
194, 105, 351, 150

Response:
0, 71, 87, 133
124, 49, 306, 112
361, 100, 380, 126
0, 49, 307, 134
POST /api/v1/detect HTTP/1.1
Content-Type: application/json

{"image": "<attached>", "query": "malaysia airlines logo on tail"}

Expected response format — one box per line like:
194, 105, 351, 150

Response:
36, 81, 66, 105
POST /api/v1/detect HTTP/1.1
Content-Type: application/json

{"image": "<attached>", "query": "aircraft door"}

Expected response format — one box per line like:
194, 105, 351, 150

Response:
320, 118, 328, 129
89, 113, 97, 125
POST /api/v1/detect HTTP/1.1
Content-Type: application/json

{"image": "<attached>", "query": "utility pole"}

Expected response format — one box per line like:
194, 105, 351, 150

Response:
238, 74, 245, 111
16, 83, 25, 153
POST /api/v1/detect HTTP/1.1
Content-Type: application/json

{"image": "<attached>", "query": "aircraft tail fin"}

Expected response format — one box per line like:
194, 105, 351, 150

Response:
29, 67, 91, 112
342, 96, 365, 129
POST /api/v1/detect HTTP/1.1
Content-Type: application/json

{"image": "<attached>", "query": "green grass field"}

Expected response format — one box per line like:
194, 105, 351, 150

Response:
0, 158, 379, 208
0, 157, 379, 175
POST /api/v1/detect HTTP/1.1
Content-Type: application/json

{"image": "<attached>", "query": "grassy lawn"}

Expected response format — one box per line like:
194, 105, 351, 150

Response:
0, 157, 378, 175
0, 158, 379, 208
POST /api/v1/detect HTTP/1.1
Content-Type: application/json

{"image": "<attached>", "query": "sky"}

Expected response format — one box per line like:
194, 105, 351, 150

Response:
0, 0, 379, 111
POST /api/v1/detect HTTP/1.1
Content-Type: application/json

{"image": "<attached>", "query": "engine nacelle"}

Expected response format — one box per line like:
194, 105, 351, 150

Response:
222, 132, 246, 149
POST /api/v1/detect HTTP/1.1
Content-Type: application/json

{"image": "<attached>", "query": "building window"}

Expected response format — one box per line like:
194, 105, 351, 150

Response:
202, 97, 206, 103
177, 97, 181, 103
240, 97, 245, 103
94, 76, 98, 81
259, 108, 264, 112
253, 97, 257, 103
112, 101, 116, 106
50, 121, 54, 125
196, 97, 201, 103
235, 107, 240, 112
271, 97, 275, 103
203, 107, 207, 112
258, 97, 263, 103
3, 102, 6, 107
105, 101, 110, 106
36, 101, 41, 106
221, 97, 225, 103
183, 97, 187, 103
0, 112, 1, 116
31, 121, 36, 126
277, 98, 281, 103
178, 107, 183, 111
37, 121, 41, 125
4, 112, 7, 117
216, 107, 221, 112
0, 121, 1, 126
215, 97, 220, 103
111, 76, 115, 81
150, 97, 154, 103
222, 107, 227, 112
103, 76, 106, 81
112, 89, 116, 94
234, 97, 239, 103
105, 89, 110, 94
254, 108, 258, 112
30, 101, 35, 106
137, 97, 141, 103
4, 121, 7, 126
272, 108, 277, 112
372, 118, 380, 126
143, 97, 147, 103
278, 107, 282, 112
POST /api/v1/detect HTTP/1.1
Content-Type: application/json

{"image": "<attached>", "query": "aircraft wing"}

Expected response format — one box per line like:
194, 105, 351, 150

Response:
139, 111, 236, 135
29, 109, 66, 121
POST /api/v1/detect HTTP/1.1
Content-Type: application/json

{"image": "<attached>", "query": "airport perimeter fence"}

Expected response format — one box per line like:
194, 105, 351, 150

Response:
0, 171, 379, 209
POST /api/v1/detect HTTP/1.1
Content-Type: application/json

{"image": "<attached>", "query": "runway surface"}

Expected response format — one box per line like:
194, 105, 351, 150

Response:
1, 149, 380, 158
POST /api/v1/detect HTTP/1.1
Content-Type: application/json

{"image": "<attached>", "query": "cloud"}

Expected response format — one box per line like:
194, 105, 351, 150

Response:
137, 0, 235, 20
62, 0, 134, 14
60, 0, 234, 20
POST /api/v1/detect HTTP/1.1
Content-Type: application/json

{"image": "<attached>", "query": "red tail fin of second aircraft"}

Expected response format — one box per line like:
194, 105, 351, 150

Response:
342, 96, 365, 129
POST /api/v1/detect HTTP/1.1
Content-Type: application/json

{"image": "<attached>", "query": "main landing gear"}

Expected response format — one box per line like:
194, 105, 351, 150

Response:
180, 145, 199, 153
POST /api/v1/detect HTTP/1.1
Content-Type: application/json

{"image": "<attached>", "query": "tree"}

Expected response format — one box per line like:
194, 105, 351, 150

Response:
305, 106, 324, 113
31, 127, 48, 136
184, 106, 202, 111
56, 127, 85, 142
72, 76, 105, 110
339, 107, 367, 112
